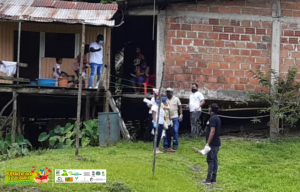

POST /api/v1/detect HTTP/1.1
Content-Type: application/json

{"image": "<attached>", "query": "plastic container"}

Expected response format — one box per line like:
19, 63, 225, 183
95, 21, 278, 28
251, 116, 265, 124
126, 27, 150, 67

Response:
58, 77, 68, 87
29, 81, 37, 86
37, 78, 57, 87
98, 112, 120, 147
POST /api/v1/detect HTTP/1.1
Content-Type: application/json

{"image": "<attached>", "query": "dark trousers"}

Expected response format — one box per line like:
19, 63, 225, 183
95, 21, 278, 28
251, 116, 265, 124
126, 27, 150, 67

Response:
163, 126, 173, 149
154, 124, 164, 148
206, 146, 220, 179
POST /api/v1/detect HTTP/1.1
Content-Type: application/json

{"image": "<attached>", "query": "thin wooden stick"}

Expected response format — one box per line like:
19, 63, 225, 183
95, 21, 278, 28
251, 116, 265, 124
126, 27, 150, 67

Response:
0, 94, 18, 117
152, 62, 165, 176
75, 24, 85, 156
0, 110, 14, 131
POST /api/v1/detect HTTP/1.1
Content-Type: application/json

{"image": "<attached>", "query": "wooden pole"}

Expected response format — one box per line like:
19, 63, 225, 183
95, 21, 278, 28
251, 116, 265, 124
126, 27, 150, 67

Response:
152, 62, 165, 176
85, 96, 90, 121
17, 21, 21, 79
75, 24, 85, 156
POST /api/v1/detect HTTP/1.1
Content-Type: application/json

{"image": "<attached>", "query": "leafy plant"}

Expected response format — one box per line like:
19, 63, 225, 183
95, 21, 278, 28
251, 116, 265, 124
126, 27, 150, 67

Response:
239, 67, 300, 137
81, 120, 99, 147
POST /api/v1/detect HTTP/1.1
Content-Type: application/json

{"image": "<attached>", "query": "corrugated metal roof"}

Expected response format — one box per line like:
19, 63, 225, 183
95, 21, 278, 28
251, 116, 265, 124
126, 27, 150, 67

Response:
0, 0, 117, 26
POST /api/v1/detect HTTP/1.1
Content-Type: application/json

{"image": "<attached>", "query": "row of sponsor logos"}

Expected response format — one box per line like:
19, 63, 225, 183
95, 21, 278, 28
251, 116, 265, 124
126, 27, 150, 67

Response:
55, 176, 106, 183
55, 170, 106, 177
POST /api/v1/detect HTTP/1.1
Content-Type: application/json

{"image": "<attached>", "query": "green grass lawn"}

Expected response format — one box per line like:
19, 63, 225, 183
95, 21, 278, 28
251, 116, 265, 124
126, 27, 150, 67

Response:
0, 137, 300, 192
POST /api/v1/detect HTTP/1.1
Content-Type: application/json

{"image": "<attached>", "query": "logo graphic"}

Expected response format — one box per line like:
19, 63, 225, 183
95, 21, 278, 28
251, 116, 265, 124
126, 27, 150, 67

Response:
102, 171, 105, 176
68, 171, 73, 175
75, 177, 78, 180
96, 171, 100, 176
61, 170, 68, 176
31, 166, 51, 183
5, 170, 34, 185
90, 177, 93, 182
71, 172, 82, 176
92, 171, 95, 177
65, 177, 73, 182
83, 172, 90, 176
56, 177, 64, 183
56, 170, 60, 176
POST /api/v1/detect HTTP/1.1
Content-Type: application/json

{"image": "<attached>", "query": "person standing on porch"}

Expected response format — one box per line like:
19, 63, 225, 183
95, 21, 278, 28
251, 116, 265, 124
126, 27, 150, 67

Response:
88, 34, 104, 89
189, 83, 205, 136
163, 87, 183, 151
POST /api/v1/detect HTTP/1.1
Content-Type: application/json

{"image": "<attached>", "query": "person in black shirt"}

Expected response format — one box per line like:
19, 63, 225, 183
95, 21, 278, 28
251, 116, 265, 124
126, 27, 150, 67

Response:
201, 103, 221, 185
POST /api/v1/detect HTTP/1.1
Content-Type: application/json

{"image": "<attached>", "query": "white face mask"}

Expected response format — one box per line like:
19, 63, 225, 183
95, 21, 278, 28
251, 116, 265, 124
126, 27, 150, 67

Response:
99, 40, 104, 44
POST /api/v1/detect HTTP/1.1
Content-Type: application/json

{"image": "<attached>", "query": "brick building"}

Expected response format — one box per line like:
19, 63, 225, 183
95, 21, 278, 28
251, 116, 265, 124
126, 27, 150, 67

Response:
120, 0, 300, 101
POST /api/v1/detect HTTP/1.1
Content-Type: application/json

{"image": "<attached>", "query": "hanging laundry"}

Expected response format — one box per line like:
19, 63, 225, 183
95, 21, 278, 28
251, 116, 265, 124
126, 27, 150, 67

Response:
0, 61, 17, 76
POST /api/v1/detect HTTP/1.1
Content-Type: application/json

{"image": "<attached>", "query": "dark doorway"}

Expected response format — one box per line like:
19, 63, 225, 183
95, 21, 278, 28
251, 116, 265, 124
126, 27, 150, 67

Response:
14, 31, 40, 81
111, 16, 157, 93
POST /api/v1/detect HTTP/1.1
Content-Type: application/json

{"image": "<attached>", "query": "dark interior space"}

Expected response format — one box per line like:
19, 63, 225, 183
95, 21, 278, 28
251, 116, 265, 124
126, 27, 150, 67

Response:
111, 16, 157, 93
14, 31, 40, 81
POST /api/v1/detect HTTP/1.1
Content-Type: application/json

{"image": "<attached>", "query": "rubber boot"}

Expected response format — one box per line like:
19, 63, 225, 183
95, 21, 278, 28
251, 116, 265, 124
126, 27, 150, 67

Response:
211, 173, 217, 183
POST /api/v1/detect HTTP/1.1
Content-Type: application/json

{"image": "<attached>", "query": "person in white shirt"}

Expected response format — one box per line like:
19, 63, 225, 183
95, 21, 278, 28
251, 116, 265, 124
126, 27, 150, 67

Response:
53, 57, 63, 80
189, 83, 205, 135
88, 34, 104, 89
151, 95, 165, 154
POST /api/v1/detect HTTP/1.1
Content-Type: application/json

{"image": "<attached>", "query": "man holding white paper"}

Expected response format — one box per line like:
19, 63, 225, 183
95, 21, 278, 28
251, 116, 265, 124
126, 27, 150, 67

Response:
189, 83, 205, 136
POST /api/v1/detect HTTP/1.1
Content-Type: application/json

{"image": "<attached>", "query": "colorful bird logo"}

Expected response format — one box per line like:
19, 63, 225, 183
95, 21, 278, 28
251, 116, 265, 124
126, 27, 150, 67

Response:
31, 166, 51, 183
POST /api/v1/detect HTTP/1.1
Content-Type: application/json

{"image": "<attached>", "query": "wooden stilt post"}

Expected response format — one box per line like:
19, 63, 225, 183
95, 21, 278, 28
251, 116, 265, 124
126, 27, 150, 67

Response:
75, 24, 85, 156
85, 96, 90, 121
12, 21, 22, 142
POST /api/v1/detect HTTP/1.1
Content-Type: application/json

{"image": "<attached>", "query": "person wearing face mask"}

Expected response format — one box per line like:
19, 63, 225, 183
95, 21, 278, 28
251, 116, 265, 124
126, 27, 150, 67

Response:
88, 34, 104, 89
135, 60, 151, 93
151, 95, 165, 154
163, 87, 183, 150
189, 83, 205, 136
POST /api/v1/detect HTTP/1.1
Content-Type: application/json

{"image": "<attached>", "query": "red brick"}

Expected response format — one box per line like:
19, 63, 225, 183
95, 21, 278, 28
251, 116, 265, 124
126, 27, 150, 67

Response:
192, 24, 202, 31
198, 48, 207, 53
242, 8, 252, 14
252, 21, 262, 28
171, 24, 180, 30
198, 32, 208, 39
167, 31, 176, 37
231, 7, 241, 14
292, 52, 300, 58
170, 53, 181, 60
245, 85, 255, 90
209, 33, 219, 40
245, 28, 255, 34
224, 27, 234, 33
187, 32, 197, 38
176, 46, 187, 52
241, 35, 250, 41
281, 51, 288, 58
205, 40, 215, 46
194, 39, 204, 46
236, 42, 245, 48
166, 45, 175, 52
256, 29, 266, 35
165, 74, 175, 81
281, 38, 288, 43
256, 57, 267, 64
224, 70, 233, 76
183, 39, 193, 45
220, 48, 230, 54
284, 30, 294, 36
166, 38, 171, 45
225, 42, 235, 47
209, 7, 219, 12
229, 77, 238, 84
241, 64, 251, 70
230, 20, 240, 26
235, 56, 244, 62
251, 50, 261, 56
231, 49, 240, 55
247, 43, 256, 49
175, 74, 185, 81
261, 50, 270, 57
284, 59, 294, 65
213, 69, 223, 76
197, 5, 208, 12
177, 31, 186, 37
165, 60, 175, 66
208, 76, 218, 83
295, 31, 300, 37
224, 84, 233, 89
219, 34, 229, 40
197, 75, 207, 82
220, 62, 229, 69
235, 70, 245, 77
251, 64, 261, 70
235, 27, 245, 33
181, 53, 191, 60
231, 63, 240, 69
252, 9, 263, 15
172, 38, 182, 45
250, 79, 260, 85
209, 19, 219, 25
239, 78, 249, 84
208, 48, 218, 54
208, 61, 218, 68
186, 61, 197, 67
252, 36, 262, 42
241, 21, 251, 27
220, 20, 230, 26
235, 84, 245, 90
176, 60, 185, 66
282, 10, 293, 17
294, 11, 300, 17
202, 68, 213, 75
198, 61, 207, 68
224, 55, 235, 62
192, 54, 202, 60
262, 22, 271, 28
289, 38, 299, 44
182, 24, 191, 31
203, 54, 213, 61
202, 25, 213, 32
187, 46, 196, 52
230, 35, 240, 40
169, 66, 183, 73
214, 55, 224, 61
213, 83, 224, 90
215, 41, 225, 47
213, 26, 223, 32
219, 7, 230, 13
241, 50, 250, 56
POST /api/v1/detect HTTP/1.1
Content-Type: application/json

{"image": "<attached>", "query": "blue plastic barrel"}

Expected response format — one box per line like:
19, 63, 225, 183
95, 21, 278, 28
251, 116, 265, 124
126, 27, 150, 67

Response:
98, 112, 120, 146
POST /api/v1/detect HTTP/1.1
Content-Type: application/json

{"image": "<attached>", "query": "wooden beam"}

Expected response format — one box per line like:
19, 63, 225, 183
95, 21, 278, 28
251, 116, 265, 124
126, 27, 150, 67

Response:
0, 76, 29, 82
11, 91, 17, 142
0, 62, 28, 67
85, 96, 90, 121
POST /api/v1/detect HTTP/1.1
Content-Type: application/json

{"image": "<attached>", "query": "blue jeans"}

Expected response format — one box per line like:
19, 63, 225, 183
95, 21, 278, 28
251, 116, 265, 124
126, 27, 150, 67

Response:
154, 124, 164, 148
88, 63, 103, 87
163, 118, 180, 149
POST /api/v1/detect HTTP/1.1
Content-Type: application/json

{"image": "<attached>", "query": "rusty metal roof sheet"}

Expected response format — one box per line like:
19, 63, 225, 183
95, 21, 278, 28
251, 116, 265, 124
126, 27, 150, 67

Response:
0, 0, 118, 26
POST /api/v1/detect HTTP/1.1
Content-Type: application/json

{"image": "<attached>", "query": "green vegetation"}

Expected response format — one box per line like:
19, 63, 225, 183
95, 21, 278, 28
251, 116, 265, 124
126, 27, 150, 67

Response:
1, 138, 300, 191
